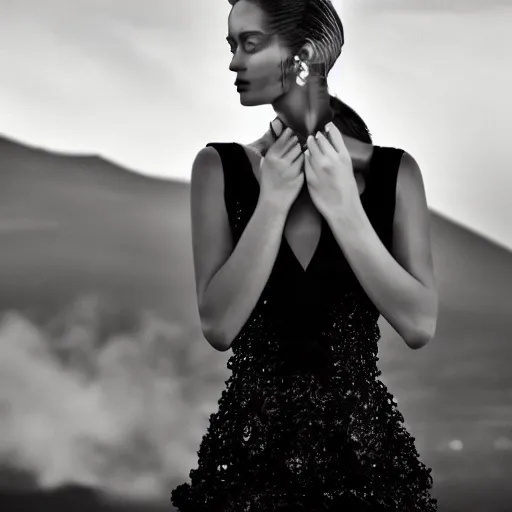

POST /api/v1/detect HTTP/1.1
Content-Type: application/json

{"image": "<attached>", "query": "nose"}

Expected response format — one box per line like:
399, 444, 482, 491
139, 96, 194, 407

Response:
229, 49, 246, 73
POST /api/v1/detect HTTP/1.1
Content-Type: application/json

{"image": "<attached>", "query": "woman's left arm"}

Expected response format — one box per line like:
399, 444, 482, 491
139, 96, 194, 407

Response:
325, 151, 438, 350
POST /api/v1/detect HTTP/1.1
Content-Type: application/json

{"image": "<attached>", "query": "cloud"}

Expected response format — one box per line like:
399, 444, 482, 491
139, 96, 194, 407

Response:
0, 298, 228, 500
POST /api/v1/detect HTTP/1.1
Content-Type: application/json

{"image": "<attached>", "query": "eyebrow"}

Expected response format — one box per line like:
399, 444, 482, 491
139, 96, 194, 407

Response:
226, 30, 267, 42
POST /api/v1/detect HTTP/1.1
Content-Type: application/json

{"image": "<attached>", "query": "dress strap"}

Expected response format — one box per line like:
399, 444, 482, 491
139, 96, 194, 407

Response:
366, 146, 405, 252
205, 142, 253, 243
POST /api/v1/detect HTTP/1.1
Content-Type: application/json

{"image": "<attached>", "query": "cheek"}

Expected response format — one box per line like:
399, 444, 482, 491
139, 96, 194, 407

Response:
250, 51, 289, 90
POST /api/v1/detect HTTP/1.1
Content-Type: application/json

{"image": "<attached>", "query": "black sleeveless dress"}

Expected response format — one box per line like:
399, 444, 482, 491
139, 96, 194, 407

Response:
170, 142, 437, 511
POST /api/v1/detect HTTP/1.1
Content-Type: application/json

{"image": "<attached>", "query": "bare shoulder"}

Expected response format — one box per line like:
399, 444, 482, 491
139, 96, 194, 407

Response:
191, 146, 223, 181
391, 149, 429, 215
397, 149, 422, 175
190, 145, 227, 227
190, 145, 229, 203
395, 149, 427, 200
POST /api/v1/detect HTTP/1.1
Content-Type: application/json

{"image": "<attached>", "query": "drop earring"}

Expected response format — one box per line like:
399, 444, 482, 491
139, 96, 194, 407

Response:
294, 55, 310, 87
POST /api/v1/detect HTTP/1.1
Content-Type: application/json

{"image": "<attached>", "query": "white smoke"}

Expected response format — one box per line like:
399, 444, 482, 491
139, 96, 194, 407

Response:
0, 295, 229, 501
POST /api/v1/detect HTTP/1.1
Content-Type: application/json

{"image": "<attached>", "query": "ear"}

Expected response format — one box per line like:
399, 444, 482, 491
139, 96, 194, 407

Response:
298, 42, 326, 80
298, 42, 314, 64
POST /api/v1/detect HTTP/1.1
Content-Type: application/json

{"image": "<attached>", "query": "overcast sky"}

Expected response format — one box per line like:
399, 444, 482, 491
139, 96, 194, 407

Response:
0, 0, 511, 251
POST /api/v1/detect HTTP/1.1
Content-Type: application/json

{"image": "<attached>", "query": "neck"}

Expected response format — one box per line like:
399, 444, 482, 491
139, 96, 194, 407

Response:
272, 78, 334, 146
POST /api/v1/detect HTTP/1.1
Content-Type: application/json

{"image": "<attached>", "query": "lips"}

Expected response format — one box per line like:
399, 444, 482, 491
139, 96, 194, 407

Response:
235, 79, 250, 88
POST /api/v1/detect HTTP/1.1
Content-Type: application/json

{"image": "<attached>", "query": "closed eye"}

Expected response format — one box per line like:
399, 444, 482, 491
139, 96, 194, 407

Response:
228, 39, 261, 54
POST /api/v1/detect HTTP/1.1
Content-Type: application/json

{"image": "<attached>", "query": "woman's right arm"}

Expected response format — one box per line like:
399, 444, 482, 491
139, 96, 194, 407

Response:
190, 146, 288, 352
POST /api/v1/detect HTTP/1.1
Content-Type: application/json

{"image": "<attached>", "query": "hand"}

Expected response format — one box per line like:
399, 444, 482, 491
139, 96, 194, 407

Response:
304, 121, 360, 218
259, 120, 305, 213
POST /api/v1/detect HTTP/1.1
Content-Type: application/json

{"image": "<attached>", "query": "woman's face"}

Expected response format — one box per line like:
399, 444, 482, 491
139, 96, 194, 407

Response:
227, 0, 292, 106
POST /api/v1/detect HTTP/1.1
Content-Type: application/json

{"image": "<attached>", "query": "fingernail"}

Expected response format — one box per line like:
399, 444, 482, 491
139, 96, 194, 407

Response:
325, 122, 332, 133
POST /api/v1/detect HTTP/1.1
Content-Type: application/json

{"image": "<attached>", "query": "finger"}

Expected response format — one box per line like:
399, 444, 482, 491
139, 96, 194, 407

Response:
304, 151, 315, 182
304, 148, 313, 170
269, 122, 278, 141
314, 131, 337, 159
306, 134, 323, 161
270, 117, 285, 139
291, 151, 305, 169
285, 141, 302, 161
274, 127, 294, 151
269, 128, 293, 157
324, 121, 346, 154
277, 132, 298, 156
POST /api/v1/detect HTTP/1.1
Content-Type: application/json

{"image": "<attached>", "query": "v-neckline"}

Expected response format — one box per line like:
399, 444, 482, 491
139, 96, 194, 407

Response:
236, 142, 377, 276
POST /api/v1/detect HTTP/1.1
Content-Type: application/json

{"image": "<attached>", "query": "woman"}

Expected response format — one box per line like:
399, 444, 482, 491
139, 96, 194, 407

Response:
171, 0, 438, 510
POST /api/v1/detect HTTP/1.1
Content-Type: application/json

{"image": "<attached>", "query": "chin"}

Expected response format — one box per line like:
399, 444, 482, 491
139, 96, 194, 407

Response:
238, 91, 276, 107
239, 96, 265, 107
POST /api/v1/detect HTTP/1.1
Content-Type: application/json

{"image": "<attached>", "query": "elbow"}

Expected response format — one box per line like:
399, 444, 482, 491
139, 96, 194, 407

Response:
405, 292, 438, 350
405, 333, 433, 350
198, 298, 225, 351
203, 329, 230, 352
201, 323, 231, 352
199, 310, 231, 352
404, 315, 437, 350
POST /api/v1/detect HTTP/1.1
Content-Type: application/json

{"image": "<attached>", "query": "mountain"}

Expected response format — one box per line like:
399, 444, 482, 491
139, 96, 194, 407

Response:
0, 134, 196, 324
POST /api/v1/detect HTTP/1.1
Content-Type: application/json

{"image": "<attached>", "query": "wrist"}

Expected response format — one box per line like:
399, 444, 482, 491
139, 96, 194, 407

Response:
326, 198, 366, 230
258, 194, 291, 219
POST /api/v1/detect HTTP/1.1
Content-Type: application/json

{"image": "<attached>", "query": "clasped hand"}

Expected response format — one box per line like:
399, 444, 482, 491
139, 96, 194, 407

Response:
303, 121, 360, 219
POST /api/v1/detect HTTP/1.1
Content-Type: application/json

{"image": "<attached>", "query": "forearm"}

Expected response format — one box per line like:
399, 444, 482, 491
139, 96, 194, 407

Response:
201, 197, 287, 351
326, 203, 437, 349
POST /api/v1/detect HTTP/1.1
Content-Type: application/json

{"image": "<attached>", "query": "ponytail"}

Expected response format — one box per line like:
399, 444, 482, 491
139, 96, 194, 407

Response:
329, 95, 373, 144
